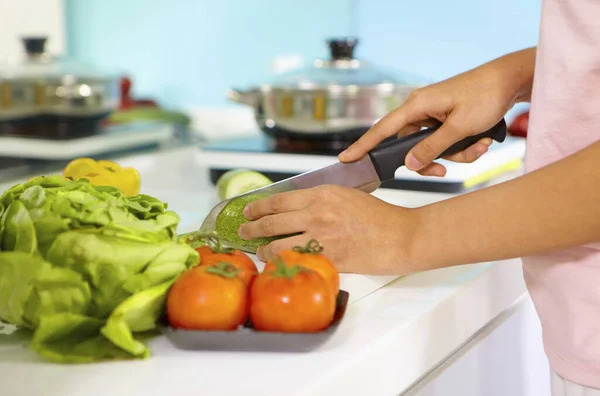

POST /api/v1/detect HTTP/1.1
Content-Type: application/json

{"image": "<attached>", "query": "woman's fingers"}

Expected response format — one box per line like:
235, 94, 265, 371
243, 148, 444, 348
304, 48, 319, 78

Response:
411, 137, 492, 178
397, 118, 440, 137
441, 138, 493, 163
404, 112, 478, 171
397, 123, 422, 138
338, 98, 426, 162
256, 234, 313, 262
243, 189, 313, 220
417, 163, 447, 177
238, 211, 308, 240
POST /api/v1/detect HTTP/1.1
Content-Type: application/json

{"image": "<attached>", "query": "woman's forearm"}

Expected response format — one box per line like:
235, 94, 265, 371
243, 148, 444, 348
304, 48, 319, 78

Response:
407, 140, 600, 272
483, 46, 537, 104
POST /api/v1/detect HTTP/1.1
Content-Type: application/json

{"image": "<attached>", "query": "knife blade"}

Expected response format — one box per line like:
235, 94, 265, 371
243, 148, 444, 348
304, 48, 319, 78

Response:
199, 118, 507, 234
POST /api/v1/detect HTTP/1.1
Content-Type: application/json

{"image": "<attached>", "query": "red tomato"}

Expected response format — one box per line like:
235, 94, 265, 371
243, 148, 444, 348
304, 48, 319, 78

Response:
199, 248, 257, 287
195, 245, 214, 263
192, 235, 258, 287
508, 111, 529, 137
250, 260, 335, 333
166, 263, 248, 331
263, 239, 339, 296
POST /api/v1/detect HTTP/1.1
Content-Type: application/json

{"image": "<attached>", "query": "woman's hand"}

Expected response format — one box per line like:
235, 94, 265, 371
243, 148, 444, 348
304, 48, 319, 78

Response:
237, 185, 417, 275
339, 47, 537, 176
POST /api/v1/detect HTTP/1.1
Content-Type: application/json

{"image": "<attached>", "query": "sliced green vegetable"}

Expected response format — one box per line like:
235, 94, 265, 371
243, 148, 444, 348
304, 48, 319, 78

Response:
216, 169, 273, 200
215, 193, 286, 252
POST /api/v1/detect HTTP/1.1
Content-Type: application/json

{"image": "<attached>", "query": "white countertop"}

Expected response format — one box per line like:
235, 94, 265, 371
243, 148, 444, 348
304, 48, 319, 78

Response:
0, 146, 528, 396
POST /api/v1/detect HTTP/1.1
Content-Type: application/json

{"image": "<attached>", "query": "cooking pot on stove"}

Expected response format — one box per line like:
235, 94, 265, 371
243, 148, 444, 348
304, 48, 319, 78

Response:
227, 38, 427, 142
0, 36, 119, 139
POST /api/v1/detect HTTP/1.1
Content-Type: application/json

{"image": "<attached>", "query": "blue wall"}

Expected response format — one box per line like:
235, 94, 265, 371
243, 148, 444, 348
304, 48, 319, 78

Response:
65, 0, 354, 108
65, 0, 542, 109
353, 0, 542, 83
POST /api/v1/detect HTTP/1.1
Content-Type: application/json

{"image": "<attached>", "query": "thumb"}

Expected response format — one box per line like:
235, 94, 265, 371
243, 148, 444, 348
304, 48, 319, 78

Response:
405, 115, 463, 171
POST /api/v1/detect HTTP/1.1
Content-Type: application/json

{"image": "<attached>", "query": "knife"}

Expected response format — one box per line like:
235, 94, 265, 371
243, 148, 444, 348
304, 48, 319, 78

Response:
199, 118, 507, 234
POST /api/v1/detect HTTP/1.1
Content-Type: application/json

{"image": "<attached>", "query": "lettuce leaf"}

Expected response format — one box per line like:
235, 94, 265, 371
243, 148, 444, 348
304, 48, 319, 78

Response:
1, 201, 38, 255
0, 252, 91, 329
23, 265, 92, 329
46, 230, 195, 318
31, 314, 135, 363
0, 252, 47, 326
100, 281, 173, 357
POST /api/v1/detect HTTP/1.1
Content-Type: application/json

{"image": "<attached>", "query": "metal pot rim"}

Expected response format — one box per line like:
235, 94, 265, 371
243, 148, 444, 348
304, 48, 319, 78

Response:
236, 82, 421, 95
0, 74, 116, 83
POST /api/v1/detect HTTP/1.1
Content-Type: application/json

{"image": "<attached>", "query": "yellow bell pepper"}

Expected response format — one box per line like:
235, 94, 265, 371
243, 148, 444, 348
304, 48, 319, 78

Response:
63, 158, 141, 196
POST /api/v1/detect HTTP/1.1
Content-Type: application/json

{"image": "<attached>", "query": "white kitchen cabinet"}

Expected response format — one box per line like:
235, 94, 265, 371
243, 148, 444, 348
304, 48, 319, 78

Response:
411, 296, 550, 396
0, 0, 65, 57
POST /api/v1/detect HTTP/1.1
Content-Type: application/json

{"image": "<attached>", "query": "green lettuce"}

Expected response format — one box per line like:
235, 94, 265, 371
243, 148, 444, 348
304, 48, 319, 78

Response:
100, 281, 173, 358
0, 252, 51, 326
0, 176, 199, 363
45, 230, 194, 318
1, 201, 38, 255
0, 252, 91, 329
31, 314, 134, 363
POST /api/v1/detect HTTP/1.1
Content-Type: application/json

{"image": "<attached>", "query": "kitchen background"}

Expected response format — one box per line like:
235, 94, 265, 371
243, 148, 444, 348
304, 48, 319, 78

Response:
0, 1, 549, 394
1, 0, 540, 139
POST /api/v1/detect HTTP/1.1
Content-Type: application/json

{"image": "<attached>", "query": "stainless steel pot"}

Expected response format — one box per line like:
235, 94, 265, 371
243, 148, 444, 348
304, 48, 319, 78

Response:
0, 37, 118, 139
228, 38, 427, 140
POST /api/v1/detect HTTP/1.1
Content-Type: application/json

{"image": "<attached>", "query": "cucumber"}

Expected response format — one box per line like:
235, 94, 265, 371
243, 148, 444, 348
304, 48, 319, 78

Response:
215, 193, 281, 252
216, 169, 273, 200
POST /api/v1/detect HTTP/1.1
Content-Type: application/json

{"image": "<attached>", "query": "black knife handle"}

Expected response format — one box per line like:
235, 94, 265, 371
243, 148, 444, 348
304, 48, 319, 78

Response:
367, 118, 507, 182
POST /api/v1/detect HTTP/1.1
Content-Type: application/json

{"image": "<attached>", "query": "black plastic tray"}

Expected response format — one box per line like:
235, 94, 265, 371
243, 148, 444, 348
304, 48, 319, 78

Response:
164, 290, 349, 352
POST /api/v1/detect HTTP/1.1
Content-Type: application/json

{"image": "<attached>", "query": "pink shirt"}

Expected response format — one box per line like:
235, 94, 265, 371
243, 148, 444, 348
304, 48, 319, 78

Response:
523, 0, 600, 388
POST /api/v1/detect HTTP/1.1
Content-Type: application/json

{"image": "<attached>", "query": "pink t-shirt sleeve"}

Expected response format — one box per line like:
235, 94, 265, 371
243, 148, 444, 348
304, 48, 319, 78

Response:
523, 0, 600, 389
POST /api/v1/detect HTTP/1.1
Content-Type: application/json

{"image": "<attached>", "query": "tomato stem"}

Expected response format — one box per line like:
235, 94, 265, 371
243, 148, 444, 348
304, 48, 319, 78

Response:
180, 230, 236, 254
271, 256, 303, 278
205, 262, 240, 278
292, 238, 324, 254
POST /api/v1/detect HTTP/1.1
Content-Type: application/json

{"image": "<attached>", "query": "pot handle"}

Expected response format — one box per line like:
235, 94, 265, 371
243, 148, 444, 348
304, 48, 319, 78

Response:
227, 88, 258, 106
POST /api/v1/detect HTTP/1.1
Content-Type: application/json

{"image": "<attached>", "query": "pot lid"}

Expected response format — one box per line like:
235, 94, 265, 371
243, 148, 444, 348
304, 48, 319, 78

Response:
265, 38, 428, 90
0, 36, 115, 81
